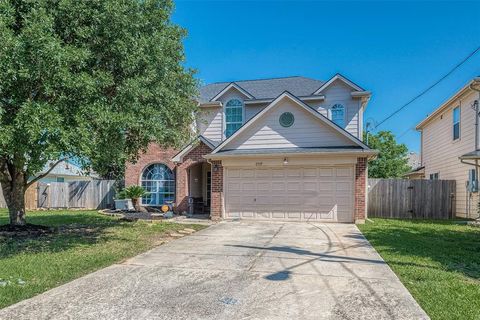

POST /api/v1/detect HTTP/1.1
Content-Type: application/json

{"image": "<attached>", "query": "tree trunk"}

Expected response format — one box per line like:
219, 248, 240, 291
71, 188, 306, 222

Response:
1, 174, 27, 226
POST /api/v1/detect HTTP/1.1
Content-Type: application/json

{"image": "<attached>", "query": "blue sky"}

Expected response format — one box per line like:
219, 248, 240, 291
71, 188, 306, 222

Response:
173, 1, 480, 152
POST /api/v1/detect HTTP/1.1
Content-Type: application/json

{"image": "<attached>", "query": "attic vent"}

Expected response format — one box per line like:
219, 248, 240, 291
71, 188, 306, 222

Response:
279, 112, 294, 127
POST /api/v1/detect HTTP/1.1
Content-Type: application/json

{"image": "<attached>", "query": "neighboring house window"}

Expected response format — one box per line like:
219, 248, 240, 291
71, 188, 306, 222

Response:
453, 106, 460, 140
225, 99, 243, 138
429, 173, 439, 180
331, 104, 345, 127
141, 164, 175, 206
56, 177, 65, 183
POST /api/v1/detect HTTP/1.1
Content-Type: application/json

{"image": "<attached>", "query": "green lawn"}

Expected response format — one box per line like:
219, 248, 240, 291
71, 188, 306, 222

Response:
358, 219, 480, 320
0, 210, 205, 309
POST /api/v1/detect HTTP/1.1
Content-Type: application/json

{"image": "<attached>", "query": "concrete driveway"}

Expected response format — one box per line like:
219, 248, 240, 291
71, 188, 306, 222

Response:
0, 221, 428, 320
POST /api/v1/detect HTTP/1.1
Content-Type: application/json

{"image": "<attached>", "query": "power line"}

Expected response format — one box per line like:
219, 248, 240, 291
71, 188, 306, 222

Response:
397, 126, 415, 139
375, 46, 480, 128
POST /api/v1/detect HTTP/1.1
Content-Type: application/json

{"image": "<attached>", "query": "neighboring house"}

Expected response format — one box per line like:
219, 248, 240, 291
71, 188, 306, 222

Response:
403, 152, 425, 179
416, 77, 480, 218
125, 74, 376, 223
35, 160, 99, 183
407, 151, 421, 169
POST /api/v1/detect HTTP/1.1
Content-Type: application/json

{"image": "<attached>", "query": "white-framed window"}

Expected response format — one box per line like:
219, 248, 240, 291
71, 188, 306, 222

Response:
430, 172, 439, 180
141, 163, 175, 206
331, 104, 345, 127
453, 106, 460, 140
225, 99, 243, 138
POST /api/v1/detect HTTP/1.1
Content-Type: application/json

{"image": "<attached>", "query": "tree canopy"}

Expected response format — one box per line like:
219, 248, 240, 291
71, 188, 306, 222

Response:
365, 131, 411, 178
0, 0, 198, 225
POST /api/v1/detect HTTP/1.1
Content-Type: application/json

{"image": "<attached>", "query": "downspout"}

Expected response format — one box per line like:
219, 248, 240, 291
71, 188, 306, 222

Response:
468, 79, 480, 218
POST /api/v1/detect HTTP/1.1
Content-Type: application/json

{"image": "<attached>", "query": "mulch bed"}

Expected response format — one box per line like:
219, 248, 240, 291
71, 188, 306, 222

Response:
0, 223, 56, 237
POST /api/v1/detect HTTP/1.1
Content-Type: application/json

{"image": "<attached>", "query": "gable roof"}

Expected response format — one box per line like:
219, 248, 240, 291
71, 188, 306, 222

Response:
209, 83, 254, 101
172, 135, 217, 163
416, 77, 480, 130
210, 91, 371, 154
199, 76, 324, 103
39, 160, 98, 178
313, 73, 364, 94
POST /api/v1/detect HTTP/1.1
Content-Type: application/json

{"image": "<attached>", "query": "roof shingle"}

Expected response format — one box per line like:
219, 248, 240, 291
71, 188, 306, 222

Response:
198, 76, 324, 103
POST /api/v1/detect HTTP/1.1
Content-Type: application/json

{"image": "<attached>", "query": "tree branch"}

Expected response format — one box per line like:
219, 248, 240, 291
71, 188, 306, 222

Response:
26, 158, 68, 188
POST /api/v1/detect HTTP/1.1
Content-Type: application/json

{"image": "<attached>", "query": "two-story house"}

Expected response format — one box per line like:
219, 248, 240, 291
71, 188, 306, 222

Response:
416, 77, 480, 218
125, 74, 376, 223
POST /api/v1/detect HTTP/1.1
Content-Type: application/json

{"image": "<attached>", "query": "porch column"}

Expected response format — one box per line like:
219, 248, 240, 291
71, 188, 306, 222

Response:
210, 160, 224, 220
175, 161, 190, 213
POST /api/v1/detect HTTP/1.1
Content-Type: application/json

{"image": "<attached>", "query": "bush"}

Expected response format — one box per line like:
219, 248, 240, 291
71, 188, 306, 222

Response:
123, 186, 147, 199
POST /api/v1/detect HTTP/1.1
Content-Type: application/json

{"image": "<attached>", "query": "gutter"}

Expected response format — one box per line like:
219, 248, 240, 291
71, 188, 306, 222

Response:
204, 149, 379, 160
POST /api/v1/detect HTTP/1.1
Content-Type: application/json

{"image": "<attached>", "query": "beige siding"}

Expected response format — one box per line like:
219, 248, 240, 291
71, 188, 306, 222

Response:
308, 79, 362, 139
197, 107, 223, 142
245, 103, 268, 121
223, 97, 356, 150
198, 80, 364, 143
421, 90, 479, 218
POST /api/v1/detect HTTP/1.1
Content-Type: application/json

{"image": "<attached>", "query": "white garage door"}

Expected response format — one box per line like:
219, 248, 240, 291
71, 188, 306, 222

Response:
225, 166, 354, 222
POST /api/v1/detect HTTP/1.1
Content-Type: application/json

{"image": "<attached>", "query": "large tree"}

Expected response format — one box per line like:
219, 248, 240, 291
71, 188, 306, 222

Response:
0, 0, 197, 226
365, 131, 411, 178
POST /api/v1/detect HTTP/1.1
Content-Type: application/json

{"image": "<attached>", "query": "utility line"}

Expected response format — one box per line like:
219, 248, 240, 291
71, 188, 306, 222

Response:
375, 46, 480, 128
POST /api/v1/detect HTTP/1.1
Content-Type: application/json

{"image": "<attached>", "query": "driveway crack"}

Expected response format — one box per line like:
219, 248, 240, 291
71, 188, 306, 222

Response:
247, 224, 284, 271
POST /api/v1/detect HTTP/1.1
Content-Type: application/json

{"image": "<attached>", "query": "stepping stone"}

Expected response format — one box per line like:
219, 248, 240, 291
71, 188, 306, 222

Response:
183, 228, 196, 233
178, 229, 193, 234
169, 232, 184, 238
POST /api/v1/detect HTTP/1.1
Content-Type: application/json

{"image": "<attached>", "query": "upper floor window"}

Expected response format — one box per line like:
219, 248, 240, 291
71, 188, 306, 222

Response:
430, 172, 439, 180
453, 106, 460, 140
331, 104, 345, 127
225, 99, 243, 138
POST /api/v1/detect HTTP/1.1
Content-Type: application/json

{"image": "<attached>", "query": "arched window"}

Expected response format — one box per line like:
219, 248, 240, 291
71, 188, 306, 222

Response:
225, 99, 243, 138
331, 104, 345, 127
141, 164, 175, 206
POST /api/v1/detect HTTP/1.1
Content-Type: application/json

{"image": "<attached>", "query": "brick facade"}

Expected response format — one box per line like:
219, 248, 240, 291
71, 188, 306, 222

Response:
354, 157, 367, 223
125, 143, 367, 223
124, 143, 177, 186
210, 160, 224, 220
175, 142, 213, 213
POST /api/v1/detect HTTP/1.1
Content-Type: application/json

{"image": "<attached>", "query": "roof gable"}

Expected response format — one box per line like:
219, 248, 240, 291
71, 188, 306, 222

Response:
211, 92, 369, 154
416, 78, 480, 130
172, 135, 216, 162
210, 83, 254, 101
313, 74, 364, 95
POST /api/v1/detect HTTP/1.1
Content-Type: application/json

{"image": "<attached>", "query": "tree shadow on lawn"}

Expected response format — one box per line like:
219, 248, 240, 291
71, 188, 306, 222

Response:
360, 220, 480, 280
0, 212, 135, 260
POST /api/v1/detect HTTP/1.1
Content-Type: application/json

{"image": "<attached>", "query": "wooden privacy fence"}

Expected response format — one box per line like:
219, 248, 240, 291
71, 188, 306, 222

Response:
0, 182, 39, 210
368, 179, 456, 219
0, 180, 115, 210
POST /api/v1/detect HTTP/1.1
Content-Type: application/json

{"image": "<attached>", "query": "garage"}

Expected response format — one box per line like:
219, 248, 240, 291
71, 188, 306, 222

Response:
225, 165, 354, 222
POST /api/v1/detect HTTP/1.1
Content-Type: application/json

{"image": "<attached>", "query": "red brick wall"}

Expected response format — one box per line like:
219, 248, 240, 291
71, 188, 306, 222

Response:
210, 160, 223, 220
354, 157, 367, 222
176, 142, 213, 213
124, 143, 177, 186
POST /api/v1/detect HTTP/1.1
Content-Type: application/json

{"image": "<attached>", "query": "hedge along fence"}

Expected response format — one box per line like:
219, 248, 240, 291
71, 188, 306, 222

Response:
368, 179, 456, 219
0, 180, 115, 210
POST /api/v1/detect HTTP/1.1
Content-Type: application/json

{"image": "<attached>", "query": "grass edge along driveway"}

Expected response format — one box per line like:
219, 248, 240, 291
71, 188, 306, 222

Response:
358, 219, 480, 320
0, 210, 205, 309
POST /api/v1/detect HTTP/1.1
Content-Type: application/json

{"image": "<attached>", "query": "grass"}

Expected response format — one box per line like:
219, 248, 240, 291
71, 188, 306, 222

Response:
0, 209, 205, 309
358, 219, 480, 320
